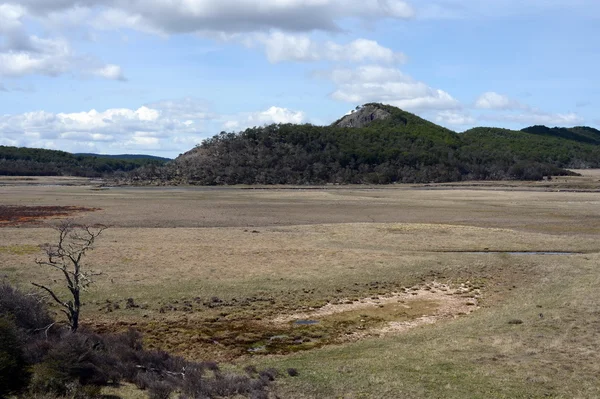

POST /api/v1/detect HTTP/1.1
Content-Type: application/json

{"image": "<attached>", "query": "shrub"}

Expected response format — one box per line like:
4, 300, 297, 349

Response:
147, 380, 175, 399
0, 317, 31, 397
287, 368, 299, 377
0, 281, 54, 335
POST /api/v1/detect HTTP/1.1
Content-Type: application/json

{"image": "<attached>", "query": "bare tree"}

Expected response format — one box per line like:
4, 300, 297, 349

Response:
32, 220, 107, 332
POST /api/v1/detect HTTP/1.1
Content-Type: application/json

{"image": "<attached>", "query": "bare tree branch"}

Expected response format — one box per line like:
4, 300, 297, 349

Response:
31, 282, 69, 310
32, 220, 108, 333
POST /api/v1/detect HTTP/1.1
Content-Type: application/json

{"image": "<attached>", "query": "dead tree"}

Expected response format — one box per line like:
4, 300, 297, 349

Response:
32, 220, 107, 332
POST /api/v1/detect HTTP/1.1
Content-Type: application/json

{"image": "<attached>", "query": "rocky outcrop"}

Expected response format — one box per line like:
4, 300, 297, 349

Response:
333, 105, 393, 128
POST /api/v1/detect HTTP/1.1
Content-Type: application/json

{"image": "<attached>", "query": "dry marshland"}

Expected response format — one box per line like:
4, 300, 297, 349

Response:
1, 178, 600, 398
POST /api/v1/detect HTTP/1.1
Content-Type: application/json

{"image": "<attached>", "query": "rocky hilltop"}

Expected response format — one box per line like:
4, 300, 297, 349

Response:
333, 104, 392, 128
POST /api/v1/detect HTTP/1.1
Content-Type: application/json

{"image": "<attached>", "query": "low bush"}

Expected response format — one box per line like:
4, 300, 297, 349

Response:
0, 316, 31, 397
0, 281, 55, 335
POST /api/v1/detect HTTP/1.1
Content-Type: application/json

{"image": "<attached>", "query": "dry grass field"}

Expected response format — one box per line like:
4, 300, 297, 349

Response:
1, 176, 600, 398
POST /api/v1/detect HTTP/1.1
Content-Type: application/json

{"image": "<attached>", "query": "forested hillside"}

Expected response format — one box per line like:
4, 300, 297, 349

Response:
130, 104, 594, 184
5, 104, 598, 183
0, 146, 169, 177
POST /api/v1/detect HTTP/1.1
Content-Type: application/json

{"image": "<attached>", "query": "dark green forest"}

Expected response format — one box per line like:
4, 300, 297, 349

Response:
0, 146, 170, 177
130, 104, 598, 184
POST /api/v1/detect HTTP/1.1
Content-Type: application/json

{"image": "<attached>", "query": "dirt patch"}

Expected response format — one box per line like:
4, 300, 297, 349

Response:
89, 282, 481, 361
274, 281, 479, 340
0, 205, 99, 226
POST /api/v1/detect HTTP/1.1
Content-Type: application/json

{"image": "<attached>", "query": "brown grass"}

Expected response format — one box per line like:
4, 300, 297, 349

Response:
1, 181, 600, 397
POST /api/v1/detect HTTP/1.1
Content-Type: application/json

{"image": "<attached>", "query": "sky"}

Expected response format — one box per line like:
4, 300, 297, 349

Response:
0, 0, 598, 158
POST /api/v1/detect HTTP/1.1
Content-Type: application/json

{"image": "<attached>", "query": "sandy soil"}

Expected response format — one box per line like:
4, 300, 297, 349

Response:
273, 282, 479, 337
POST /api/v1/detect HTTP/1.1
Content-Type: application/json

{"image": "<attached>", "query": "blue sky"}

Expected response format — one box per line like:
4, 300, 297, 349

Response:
0, 0, 598, 157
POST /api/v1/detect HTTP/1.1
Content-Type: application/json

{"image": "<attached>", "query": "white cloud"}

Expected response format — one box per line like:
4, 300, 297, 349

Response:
418, 0, 599, 20
30, 0, 415, 35
44, 6, 94, 30
2, 0, 413, 79
0, 8, 124, 80
91, 64, 126, 81
222, 106, 306, 131
0, 99, 212, 154
474, 91, 584, 126
434, 111, 476, 126
0, 36, 73, 77
481, 111, 584, 126
250, 32, 406, 64
90, 8, 163, 36
475, 92, 523, 110
146, 98, 215, 120
320, 65, 460, 111
0, 4, 26, 32
0, 100, 309, 154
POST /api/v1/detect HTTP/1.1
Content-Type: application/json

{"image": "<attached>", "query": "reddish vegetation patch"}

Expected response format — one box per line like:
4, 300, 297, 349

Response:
0, 205, 99, 226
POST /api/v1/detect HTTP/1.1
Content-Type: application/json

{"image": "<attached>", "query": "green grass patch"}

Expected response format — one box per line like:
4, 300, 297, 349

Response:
0, 244, 40, 256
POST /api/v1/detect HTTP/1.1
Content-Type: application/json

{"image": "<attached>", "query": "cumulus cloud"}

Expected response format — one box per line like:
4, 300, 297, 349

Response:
418, 0, 599, 20
319, 65, 460, 111
475, 92, 523, 110
0, 4, 26, 32
249, 32, 406, 64
481, 111, 584, 126
434, 111, 476, 126
1, 0, 413, 80
474, 91, 584, 126
21, 0, 414, 34
91, 64, 127, 81
0, 99, 308, 155
0, 99, 213, 154
0, 6, 124, 80
0, 37, 73, 77
222, 106, 306, 131
146, 97, 215, 120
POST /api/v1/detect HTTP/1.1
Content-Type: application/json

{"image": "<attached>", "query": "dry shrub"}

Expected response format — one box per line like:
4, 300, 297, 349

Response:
0, 316, 31, 397
0, 280, 55, 336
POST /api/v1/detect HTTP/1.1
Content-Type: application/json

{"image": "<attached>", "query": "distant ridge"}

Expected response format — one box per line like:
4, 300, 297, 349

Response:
0, 146, 169, 177
521, 125, 600, 145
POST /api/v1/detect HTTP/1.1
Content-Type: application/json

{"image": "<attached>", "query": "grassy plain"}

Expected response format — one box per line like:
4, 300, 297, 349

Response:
1, 176, 600, 398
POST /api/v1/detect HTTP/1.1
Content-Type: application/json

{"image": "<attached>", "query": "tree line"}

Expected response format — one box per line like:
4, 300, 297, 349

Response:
0, 146, 169, 177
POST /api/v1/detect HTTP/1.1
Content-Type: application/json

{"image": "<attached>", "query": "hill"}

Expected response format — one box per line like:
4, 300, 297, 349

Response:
520, 125, 600, 145
461, 126, 600, 171
129, 103, 597, 185
6, 104, 597, 183
0, 146, 169, 177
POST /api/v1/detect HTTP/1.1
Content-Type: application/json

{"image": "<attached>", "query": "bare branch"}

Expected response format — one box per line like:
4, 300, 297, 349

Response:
31, 282, 69, 310
33, 322, 57, 339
